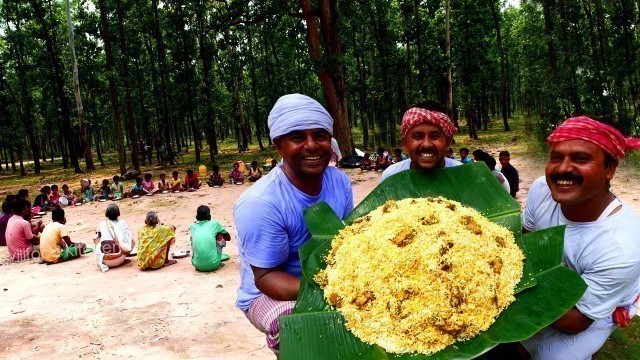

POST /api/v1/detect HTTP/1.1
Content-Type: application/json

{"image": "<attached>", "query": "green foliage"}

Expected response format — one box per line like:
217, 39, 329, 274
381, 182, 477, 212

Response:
0, 0, 638, 172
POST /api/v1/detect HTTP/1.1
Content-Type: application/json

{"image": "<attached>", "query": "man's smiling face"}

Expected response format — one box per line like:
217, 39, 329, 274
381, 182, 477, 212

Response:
545, 139, 617, 206
403, 123, 451, 170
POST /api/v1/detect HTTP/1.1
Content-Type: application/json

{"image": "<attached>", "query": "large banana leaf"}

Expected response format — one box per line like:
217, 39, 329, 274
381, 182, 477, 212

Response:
281, 163, 588, 359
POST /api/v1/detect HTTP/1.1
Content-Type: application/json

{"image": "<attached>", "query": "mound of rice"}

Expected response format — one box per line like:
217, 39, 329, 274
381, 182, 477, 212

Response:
315, 197, 524, 355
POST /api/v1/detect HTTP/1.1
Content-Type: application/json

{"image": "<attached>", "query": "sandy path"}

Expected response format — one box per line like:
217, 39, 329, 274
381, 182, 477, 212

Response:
1, 161, 639, 359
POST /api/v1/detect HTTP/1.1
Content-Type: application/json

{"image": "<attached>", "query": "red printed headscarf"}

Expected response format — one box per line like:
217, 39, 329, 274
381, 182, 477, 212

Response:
401, 108, 458, 141
547, 116, 640, 158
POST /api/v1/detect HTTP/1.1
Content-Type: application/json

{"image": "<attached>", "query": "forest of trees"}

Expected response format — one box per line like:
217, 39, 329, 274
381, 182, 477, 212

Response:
0, 0, 638, 175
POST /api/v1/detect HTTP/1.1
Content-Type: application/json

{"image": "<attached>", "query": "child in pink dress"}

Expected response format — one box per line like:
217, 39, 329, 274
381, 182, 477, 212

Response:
142, 173, 159, 195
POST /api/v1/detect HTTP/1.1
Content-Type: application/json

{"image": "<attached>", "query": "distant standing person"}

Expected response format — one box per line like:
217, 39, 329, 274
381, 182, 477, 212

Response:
499, 150, 520, 198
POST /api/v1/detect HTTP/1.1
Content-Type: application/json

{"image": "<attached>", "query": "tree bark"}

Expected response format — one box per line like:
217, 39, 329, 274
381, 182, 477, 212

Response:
301, 0, 354, 156
116, 0, 140, 171
197, 0, 218, 160
490, 0, 510, 131
445, 0, 456, 128
5, 5, 41, 174
98, 0, 127, 175
31, 0, 82, 173
247, 27, 265, 151
66, 0, 94, 171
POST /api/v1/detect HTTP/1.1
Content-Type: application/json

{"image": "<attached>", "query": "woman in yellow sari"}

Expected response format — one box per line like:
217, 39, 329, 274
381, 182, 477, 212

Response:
137, 211, 177, 269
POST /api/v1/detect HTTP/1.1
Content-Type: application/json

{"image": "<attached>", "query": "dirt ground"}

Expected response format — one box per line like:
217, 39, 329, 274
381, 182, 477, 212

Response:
1, 159, 639, 360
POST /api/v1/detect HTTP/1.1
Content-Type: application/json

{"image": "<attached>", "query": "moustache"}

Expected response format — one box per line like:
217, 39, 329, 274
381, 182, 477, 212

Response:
418, 147, 438, 155
549, 172, 584, 184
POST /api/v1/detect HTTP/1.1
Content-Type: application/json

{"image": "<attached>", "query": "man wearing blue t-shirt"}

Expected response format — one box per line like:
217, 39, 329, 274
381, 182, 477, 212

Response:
234, 94, 354, 355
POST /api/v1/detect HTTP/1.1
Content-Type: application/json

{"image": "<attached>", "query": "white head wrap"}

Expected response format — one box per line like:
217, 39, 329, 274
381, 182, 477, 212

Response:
268, 94, 333, 140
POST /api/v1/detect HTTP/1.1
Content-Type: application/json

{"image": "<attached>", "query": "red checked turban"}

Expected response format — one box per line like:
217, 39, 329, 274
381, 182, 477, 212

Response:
401, 108, 458, 141
547, 116, 640, 158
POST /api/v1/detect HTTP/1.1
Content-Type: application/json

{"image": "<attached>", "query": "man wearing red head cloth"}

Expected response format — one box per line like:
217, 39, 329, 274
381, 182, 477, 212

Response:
519, 116, 640, 359
381, 101, 461, 182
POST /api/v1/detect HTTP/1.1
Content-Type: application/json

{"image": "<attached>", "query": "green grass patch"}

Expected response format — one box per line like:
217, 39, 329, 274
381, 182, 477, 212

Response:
599, 317, 640, 360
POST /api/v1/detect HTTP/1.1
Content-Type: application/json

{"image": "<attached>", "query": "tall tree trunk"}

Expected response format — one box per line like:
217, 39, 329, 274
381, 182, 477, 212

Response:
116, 0, 140, 171
66, 0, 94, 171
301, 0, 354, 156
98, 0, 126, 175
414, 0, 426, 97
150, 0, 174, 157
247, 27, 265, 151
445, 0, 455, 128
5, 7, 41, 174
31, 0, 82, 173
197, 0, 218, 160
490, 0, 510, 131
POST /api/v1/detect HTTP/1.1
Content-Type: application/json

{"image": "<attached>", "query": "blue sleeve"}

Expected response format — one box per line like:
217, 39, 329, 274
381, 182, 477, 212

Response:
342, 175, 354, 218
234, 196, 289, 269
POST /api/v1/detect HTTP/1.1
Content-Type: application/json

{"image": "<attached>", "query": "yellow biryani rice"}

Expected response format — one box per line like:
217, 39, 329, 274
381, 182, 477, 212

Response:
315, 197, 524, 355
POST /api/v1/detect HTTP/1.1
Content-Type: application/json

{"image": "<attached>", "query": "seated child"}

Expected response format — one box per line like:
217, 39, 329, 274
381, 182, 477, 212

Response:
61, 184, 78, 206
157, 173, 169, 192
361, 153, 372, 171
270, 158, 278, 171
128, 177, 145, 197
206, 165, 224, 187
189, 205, 230, 272
110, 176, 124, 198
247, 161, 262, 182
392, 148, 405, 163
80, 179, 94, 203
49, 185, 61, 206
40, 207, 86, 263
170, 171, 182, 192
459, 147, 473, 164
229, 162, 245, 184
446, 148, 454, 159
374, 148, 390, 171
183, 169, 201, 191
96, 179, 111, 200
142, 173, 158, 195
33, 186, 56, 211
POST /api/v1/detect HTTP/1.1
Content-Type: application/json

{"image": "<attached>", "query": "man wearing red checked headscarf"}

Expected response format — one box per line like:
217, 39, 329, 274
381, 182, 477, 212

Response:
381, 101, 461, 182
517, 116, 640, 360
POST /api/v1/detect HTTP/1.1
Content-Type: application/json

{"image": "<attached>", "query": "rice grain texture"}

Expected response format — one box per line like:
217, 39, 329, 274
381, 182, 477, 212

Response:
316, 197, 524, 355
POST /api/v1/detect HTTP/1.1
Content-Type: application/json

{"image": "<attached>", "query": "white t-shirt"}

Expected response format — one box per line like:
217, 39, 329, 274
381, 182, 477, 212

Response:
521, 176, 640, 359
492, 170, 511, 194
380, 157, 461, 182
96, 219, 133, 252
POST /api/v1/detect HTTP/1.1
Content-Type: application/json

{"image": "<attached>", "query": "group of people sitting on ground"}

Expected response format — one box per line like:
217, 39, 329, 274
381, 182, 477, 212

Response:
1, 195, 230, 273
233, 93, 640, 360
208, 160, 268, 187
92, 204, 230, 273
0, 195, 86, 263
360, 148, 407, 171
